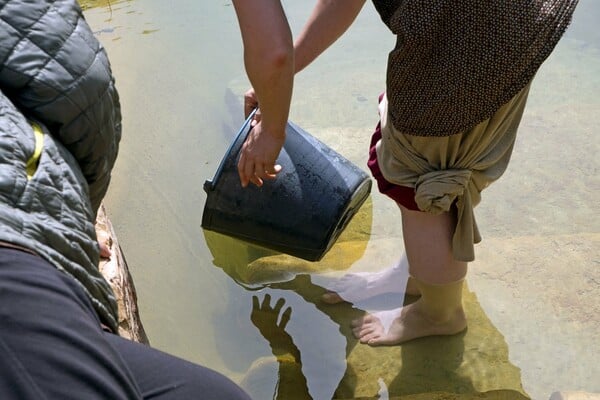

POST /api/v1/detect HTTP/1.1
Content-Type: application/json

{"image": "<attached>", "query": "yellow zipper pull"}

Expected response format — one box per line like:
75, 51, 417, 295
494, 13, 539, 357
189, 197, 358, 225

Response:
26, 122, 44, 180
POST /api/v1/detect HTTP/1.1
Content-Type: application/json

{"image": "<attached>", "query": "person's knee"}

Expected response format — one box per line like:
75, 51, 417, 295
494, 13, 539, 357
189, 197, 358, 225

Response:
105, 333, 251, 399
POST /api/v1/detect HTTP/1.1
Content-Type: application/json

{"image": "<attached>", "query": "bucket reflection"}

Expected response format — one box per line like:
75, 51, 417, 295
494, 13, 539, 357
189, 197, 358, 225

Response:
203, 196, 530, 399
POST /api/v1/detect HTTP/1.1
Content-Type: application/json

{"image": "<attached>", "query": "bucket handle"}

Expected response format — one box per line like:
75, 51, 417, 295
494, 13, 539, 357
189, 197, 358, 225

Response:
203, 108, 258, 193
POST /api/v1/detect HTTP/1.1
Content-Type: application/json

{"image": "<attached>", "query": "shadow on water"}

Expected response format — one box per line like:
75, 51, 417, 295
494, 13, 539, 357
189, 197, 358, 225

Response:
203, 197, 530, 400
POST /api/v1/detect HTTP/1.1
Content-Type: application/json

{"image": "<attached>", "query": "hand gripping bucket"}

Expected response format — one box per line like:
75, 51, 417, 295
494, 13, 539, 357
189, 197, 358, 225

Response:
201, 112, 371, 262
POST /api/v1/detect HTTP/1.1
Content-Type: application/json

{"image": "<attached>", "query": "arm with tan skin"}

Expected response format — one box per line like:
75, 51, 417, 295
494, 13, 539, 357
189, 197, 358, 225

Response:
294, 0, 366, 74
232, 0, 293, 188
234, 0, 366, 187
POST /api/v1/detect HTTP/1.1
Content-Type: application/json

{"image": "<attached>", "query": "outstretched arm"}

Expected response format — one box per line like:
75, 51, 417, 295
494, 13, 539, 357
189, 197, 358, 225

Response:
232, 0, 293, 187
294, 0, 366, 73
250, 294, 309, 399
232, 0, 366, 188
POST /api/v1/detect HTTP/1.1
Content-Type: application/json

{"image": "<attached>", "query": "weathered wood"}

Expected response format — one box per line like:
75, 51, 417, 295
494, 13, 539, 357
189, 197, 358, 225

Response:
96, 203, 149, 344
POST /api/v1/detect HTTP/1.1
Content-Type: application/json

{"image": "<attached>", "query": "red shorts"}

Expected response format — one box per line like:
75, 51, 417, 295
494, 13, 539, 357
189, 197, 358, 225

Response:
367, 120, 420, 211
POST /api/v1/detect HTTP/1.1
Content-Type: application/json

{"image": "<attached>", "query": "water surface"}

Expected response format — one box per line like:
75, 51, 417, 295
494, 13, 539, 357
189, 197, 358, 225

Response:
82, 2, 599, 399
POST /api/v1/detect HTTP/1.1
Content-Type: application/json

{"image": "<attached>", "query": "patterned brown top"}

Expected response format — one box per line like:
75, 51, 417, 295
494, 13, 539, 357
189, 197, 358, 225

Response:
371, 0, 579, 136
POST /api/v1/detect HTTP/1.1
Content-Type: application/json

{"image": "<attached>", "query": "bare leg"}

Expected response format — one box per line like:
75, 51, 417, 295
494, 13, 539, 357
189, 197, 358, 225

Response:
352, 204, 467, 345
400, 204, 467, 284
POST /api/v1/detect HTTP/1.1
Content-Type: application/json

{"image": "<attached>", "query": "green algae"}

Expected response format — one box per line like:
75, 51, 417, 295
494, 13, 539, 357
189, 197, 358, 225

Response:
203, 196, 373, 287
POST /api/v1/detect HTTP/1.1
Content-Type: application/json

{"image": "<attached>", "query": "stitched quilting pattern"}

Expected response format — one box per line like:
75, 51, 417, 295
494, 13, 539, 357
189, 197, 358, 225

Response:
0, 0, 121, 211
0, 0, 120, 331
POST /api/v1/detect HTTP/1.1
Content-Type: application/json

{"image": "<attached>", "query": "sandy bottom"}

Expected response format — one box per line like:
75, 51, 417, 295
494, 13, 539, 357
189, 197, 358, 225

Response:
81, 1, 599, 399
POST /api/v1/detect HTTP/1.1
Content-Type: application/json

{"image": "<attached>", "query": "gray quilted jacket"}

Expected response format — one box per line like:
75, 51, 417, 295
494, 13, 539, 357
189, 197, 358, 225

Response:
0, 0, 121, 331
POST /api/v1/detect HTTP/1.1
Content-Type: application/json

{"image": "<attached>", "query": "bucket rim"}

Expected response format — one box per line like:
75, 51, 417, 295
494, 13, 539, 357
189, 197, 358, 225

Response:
204, 108, 257, 192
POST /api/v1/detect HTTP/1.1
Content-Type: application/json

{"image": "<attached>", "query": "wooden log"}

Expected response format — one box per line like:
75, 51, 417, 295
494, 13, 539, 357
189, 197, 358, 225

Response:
96, 203, 149, 344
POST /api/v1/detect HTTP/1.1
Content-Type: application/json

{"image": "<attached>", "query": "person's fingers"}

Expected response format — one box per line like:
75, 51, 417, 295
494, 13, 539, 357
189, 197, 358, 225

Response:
250, 175, 263, 187
252, 295, 259, 310
245, 102, 257, 120
99, 241, 112, 259
250, 163, 281, 186
250, 109, 261, 127
279, 306, 292, 329
253, 161, 265, 178
273, 297, 285, 314
263, 164, 282, 180
261, 293, 272, 309
238, 150, 281, 188
237, 151, 255, 188
250, 161, 268, 187
249, 167, 264, 186
254, 162, 281, 179
244, 89, 258, 118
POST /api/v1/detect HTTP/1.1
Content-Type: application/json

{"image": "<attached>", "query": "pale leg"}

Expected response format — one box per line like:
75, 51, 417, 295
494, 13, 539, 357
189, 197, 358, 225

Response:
352, 204, 467, 345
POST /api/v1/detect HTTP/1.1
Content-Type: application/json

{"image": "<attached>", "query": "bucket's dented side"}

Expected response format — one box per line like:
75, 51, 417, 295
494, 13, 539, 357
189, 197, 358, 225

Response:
202, 116, 371, 262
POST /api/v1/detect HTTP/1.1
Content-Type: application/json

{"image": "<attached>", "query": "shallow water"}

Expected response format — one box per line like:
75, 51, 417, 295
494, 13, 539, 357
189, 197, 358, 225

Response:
82, 1, 599, 399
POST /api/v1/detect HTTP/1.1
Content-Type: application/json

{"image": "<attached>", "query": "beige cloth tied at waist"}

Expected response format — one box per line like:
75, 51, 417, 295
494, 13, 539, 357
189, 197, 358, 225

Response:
376, 84, 531, 262
414, 168, 480, 262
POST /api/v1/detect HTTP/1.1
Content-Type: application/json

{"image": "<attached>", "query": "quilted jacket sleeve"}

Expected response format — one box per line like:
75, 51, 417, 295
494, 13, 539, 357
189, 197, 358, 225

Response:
0, 0, 121, 214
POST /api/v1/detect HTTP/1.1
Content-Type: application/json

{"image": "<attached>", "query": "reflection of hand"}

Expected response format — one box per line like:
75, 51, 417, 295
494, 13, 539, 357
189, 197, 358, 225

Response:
251, 294, 291, 339
250, 294, 309, 400
250, 294, 297, 359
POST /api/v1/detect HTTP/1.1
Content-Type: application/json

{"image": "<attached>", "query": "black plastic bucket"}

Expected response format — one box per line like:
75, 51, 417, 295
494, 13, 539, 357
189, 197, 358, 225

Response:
201, 112, 371, 261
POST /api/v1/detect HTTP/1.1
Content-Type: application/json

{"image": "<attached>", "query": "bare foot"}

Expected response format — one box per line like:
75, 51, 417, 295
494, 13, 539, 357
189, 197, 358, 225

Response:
99, 241, 112, 259
96, 227, 112, 259
351, 298, 467, 346
321, 255, 420, 304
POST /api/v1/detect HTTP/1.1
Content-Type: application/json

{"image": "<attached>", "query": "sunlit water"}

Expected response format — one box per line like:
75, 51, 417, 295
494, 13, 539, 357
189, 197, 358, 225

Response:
82, 1, 599, 399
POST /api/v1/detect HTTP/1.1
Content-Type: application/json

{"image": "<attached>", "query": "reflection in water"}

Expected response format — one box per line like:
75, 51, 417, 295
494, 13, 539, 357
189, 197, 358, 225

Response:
244, 294, 309, 399
203, 196, 373, 288
212, 271, 531, 400
204, 199, 530, 399
204, 195, 374, 398
241, 278, 529, 400
83, 0, 599, 398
